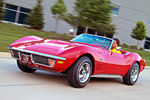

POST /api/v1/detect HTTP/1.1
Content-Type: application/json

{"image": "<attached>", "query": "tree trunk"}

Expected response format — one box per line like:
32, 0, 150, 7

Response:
55, 19, 59, 33
85, 27, 88, 33
73, 26, 77, 36
137, 40, 139, 49
104, 33, 106, 37
95, 31, 98, 35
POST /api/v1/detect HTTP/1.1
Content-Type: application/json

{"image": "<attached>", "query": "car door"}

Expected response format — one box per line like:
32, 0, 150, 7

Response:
93, 47, 109, 74
105, 51, 126, 75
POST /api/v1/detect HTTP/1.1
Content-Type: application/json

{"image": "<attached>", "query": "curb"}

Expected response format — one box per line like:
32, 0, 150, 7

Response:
0, 52, 11, 58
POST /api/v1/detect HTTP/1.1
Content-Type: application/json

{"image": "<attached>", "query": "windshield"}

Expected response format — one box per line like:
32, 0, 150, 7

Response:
71, 34, 113, 50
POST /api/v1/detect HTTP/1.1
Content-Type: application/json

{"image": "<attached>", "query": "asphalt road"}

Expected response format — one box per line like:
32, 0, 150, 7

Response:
0, 57, 150, 100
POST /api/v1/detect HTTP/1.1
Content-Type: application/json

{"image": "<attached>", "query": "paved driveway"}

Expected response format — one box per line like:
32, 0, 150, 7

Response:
0, 58, 150, 100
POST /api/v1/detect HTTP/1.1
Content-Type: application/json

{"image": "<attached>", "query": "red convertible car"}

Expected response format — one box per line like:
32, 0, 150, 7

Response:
8, 34, 145, 88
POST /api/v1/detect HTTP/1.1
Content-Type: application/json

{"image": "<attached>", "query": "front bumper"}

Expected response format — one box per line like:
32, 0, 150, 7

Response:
8, 47, 66, 68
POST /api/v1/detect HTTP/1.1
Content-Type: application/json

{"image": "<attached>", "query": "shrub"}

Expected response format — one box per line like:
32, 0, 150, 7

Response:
0, 0, 5, 21
121, 43, 129, 48
131, 21, 146, 48
26, 0, 44, 29
130, 45, 137, 50
139, 47, 144, 51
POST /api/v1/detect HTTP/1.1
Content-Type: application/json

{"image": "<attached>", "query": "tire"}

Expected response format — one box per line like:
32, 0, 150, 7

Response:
17, 60, 37, 73
123, 62, 140, 85
67, 56, 92, 88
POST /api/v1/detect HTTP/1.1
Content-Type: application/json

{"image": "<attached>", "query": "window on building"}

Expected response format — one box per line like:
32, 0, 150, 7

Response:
148, 19, 150, 25
76, 26, 113, 38
144, 37, 150, 49
4, 4, 30, 24
111, 5, 120, 16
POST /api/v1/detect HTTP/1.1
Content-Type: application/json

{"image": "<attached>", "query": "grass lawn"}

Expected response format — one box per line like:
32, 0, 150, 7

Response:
0, 23, 72, 52
0, 23, 149, 66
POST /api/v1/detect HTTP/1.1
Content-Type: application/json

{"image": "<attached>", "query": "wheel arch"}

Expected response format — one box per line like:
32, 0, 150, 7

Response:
76, 53, 95, 75
134, 61, 141, 71
63, 53, 95, 75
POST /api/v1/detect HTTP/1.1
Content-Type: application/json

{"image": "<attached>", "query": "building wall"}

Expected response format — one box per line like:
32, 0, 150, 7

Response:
5, 0, 76, 34
5, 0, 150, 48
111, 0, 150, 48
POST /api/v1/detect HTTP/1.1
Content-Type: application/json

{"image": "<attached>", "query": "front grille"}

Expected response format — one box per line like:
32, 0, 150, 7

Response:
32, 54, 49, 66
13, 50, 19, 59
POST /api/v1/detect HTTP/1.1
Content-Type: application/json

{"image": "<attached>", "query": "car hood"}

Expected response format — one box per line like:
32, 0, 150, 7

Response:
16, 40, 80, 56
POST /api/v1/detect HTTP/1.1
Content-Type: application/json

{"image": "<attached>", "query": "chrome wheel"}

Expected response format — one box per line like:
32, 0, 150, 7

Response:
78, 62, 91, 83
130, 67, 139, 83
123, 62, 140, 85
67, 56, 92, 88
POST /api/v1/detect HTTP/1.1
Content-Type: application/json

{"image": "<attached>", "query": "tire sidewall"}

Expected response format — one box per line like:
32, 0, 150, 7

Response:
129, 63, 140, 84
67, 56, 92, 88
123, 62, 140, 85
76, 59, 92, 87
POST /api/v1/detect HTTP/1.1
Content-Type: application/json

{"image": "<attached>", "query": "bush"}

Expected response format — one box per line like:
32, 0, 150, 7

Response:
0, 0, 5, 21
130, 45, 137, 50
121, 43, 129, 48
139, 47, 144, 51
26, 0, 44, 29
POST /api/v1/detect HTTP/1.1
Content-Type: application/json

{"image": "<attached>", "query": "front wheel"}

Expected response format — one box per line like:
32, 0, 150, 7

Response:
67, 56, 92, 88
123, 62, 140, 85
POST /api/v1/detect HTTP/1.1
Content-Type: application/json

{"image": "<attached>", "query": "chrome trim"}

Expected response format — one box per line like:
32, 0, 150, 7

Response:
108, 40, 113, 50
31, 54, 55, 68
9, 48, 56, 68
18, 52, 21, 60
8, 47, 66, 60
30, 55, 40, 68
92, 74, 123, 78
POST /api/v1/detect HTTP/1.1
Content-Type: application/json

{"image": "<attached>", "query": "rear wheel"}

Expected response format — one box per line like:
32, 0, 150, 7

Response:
123, 62, 140, 85
17, 60, 36, 73
67, 56, 92, 88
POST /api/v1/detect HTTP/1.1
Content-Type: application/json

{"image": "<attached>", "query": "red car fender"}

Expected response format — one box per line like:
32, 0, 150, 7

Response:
57, 45, 96, 72
9, 36, 45, 48
122, 53, 145, 76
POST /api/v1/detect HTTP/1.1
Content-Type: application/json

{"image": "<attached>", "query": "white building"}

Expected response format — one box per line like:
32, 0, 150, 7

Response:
3, 0, 150, 49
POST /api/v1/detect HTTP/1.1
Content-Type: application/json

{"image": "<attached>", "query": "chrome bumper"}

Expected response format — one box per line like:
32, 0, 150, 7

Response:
8, 47, 66, 61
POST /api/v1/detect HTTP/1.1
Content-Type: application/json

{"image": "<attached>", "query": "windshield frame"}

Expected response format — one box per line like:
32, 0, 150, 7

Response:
71, 34, 113, 50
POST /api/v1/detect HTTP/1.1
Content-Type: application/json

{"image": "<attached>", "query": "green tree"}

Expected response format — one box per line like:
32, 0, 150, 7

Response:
131, 21, 147, 48
92, 23, 116, 36
0, 0, 5, 21
64, 0, 115, 35
51, 0, 67, 33
75, 0, 113, 24
26, 0, 44, 29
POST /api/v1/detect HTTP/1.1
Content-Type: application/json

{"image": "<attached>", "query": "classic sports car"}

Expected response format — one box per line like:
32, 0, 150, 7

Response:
8, 34, 145, 88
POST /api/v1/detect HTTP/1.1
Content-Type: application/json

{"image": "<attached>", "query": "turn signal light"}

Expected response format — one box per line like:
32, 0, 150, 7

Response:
10, 50, 14, 57
57, 61, 64, 64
